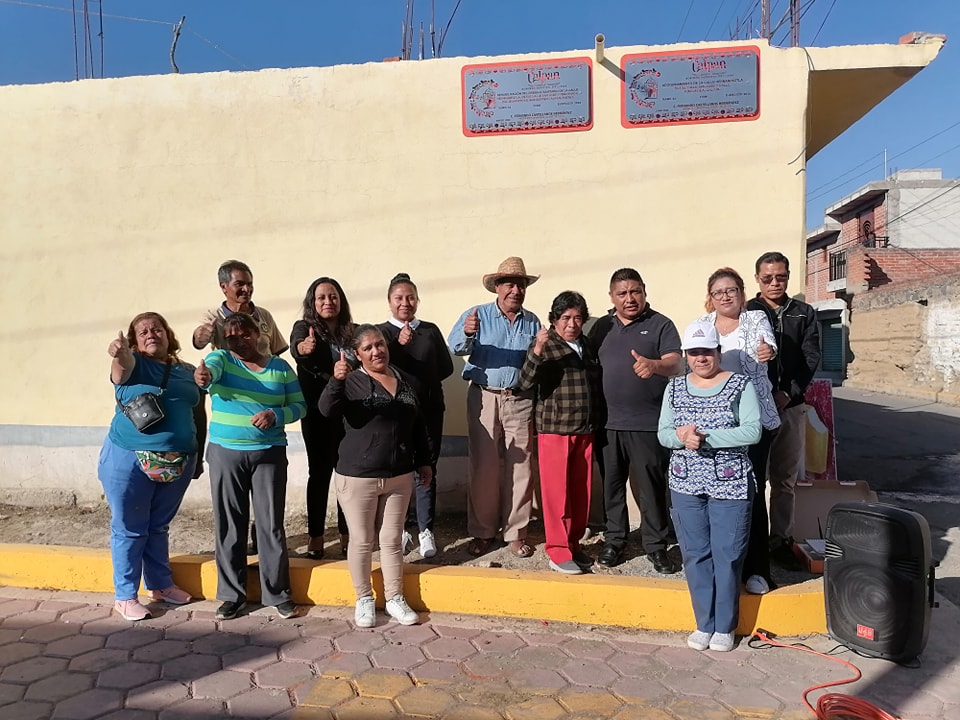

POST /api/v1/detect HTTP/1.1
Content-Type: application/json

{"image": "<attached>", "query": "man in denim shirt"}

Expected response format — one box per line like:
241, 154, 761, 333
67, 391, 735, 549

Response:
448, 257, 542, 559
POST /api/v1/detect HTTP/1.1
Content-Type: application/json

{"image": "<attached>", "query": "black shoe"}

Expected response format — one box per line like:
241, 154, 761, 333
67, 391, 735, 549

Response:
572, 550, 594, 570
648, 549, 678, 574
597, 545, 625, 568
770, 541, 803, 571
216, 599, 246, 621
275, 601, 299, 619
247, 523, 258, 556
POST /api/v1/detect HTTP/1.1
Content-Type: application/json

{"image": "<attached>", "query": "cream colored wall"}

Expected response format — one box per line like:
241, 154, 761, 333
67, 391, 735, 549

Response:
0, 39, 809, 433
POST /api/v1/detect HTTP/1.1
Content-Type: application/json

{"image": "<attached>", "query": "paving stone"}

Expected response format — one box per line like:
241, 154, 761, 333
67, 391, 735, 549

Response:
78, 616, 131, 637
137, 611, 188, 630
162, 617, 217, 641
704, 657, 767, 685
104, 627, 164, 650
255, 659, 316, 690
23, 670, 94, 702
519, 633, 568, 646
456, 681, 517, 708
443, 705, 505, 720
333, 696, 398, 719
97, 661, 161, 690
0, 627, 23, 646
215, 613, 270, 635
431, 624, 482, 640
556, 687, 623, 715
609, 639, 669, 655
37, 601, 86, 615
280, 636, 333, 663
394, 686, 458, 716
125, 680, 191, 710
281, 708, 332, 720
3, 612, 60, 633
225, 687, 294, 718
653, 645, 712, 669
382, 624, 438, 645
191, 669, 254, 699
52, 688, 123, 719
131, 639, 191, 664
608, 650, 666, 678
313, 651, 372, 679
4, 700, 54, 720
927, 675, 960, 704
0, 681, 25, 705
294, 677, 356, 708
462, 654, 510, 680
514, 645, 570, 670
22, 621, 81, 643
191, 631, 248, 655
1, 655, 68, 683
297, 618, 353, 639
247, 624, 303, 648
59, 606, 114, 625
409, 659, 471, 685
871, 687, 944, 717
562, 638, 616, 659
160, 652, 222, 681
354, 668, 415, 698
45, 633, 105, 658
610, 706, 673, 720
714, 684, 781, 717
660, 669, 722, 697
0, 601, 40, 618
507, 667, 568, 695
666, 698, 736, 719
472, 632, 527, 655
96, 711, 157, 720
333, 630, 387, 653
0, 641, 42, 666
221, 644, 279, 672
503, 696, 567, 720
68, 648, 129, 673
158, 698, 226, 719
422, 637, 477, 661
369, 643, 426, 670
609, 676, 673, 704
559, 658, 619, 687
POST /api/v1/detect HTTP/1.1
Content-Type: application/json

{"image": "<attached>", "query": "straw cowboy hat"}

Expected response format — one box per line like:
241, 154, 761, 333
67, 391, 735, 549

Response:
482, 256, 540, 293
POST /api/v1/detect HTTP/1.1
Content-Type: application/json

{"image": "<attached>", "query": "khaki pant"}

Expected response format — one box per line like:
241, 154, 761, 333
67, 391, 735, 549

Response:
768, 403, 806, 541
335, 472, 413, 600
466, 384, 535, 542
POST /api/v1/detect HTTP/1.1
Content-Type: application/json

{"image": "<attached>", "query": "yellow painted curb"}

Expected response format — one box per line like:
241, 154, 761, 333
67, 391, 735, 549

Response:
0, 544, 826, 635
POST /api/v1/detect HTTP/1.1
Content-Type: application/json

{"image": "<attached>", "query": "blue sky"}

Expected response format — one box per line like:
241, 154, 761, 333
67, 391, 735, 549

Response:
2, 0, 958, 228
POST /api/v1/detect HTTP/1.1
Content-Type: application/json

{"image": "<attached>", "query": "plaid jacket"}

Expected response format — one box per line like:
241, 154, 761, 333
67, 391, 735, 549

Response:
518, 329, 604, 435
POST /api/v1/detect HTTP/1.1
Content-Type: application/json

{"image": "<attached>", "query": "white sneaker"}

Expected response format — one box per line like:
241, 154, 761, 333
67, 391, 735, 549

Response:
745, 574, 771, 595
401, 530, 413, 554
419, 529, 437, 558
354, 596, 376, 628
709, 632, 736, 652
386, 595, 419, 625
687, 630, 711, 651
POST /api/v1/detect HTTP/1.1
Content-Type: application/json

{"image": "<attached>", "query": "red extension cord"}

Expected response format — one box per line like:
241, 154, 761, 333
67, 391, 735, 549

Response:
750, 630, 902, 720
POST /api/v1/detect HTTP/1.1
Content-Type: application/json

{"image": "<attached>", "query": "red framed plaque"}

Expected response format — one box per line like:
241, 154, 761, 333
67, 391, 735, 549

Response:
621, 46, 760, 128
461, 58, 593, 137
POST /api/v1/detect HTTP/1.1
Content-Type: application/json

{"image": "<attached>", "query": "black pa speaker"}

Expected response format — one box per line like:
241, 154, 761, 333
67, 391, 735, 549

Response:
824, 502, 936, 663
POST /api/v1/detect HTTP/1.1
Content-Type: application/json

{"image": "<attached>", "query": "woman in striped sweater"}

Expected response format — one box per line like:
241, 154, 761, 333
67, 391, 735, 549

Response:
195, 312, 307, 621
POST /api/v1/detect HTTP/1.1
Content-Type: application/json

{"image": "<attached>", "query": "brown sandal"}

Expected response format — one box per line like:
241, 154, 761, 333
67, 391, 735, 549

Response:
508, 540, 534, 558
467, 537, 494, 557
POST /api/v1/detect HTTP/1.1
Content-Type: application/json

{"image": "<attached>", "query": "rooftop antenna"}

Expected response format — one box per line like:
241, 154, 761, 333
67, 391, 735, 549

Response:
436, 0, 463, 58
170, 16, 185, 73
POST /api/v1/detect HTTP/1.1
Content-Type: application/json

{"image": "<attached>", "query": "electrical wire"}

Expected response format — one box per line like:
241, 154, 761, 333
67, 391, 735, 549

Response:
810, 0, 837, 45
750, 630, 900, 719
702, 0, 729, 40
676, 0, 697, 42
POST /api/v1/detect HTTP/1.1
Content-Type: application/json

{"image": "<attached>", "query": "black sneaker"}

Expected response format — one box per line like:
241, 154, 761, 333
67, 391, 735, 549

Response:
275, 601, 299, 619
572, 550, 594, 570
216, 599, 246, 621
770, 541, 803, 571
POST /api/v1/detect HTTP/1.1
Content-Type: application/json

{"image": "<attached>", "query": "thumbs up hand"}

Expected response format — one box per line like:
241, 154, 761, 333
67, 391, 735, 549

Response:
108, 330, 131, 359
333, 350, 351, 380
194, 312, 217, 347
757, 336, 774, 363
399, 321, 414, 346
194, 358, 212, 387
631, 349, 656, 379
299, 325, 317, 355
463, 307, 480, 337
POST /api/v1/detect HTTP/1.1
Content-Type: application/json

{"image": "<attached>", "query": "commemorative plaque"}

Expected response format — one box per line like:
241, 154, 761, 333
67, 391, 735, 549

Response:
621, 46, 760, 128
461, 58, 592, 136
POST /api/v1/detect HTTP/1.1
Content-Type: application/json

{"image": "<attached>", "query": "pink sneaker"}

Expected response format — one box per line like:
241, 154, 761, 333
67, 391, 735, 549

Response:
114, 599, 152, 621
147, 585, 192, 605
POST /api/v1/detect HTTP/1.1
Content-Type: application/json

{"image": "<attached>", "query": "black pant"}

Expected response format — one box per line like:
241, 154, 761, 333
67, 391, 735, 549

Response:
742, 428, 773, 582
599, 429, 671, 553
300, 410, 347, 537
406, 406, 445, 532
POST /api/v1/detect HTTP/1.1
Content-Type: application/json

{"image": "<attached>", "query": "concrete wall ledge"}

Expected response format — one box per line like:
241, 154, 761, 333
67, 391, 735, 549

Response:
844, 380, 960, 407
0, 543, 826, 636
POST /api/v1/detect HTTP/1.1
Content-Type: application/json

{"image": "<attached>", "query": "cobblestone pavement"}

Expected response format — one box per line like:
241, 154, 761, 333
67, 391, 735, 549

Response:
1, 586, 958, 720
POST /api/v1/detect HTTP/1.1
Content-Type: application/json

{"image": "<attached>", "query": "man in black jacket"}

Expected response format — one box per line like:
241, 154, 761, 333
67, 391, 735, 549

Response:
746, 252, 820, 566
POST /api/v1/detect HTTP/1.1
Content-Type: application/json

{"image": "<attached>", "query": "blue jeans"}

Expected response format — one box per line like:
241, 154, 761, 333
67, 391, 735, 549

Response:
98, 439, 194, 600
671, 489, 752, 635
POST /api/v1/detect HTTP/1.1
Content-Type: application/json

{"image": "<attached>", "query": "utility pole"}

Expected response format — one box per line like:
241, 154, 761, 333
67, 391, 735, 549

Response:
790, 0, 800, 47
761, 0, 770, 39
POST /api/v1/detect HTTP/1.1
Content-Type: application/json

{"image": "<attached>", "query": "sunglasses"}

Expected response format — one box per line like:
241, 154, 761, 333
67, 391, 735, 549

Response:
758, 274, 789, 285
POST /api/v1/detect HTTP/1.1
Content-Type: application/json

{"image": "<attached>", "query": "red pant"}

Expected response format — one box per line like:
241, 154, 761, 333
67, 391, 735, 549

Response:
537, 433, 593, 564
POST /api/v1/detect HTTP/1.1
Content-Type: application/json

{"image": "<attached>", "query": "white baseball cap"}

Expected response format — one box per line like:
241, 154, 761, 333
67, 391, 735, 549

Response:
681, 321, 720, 351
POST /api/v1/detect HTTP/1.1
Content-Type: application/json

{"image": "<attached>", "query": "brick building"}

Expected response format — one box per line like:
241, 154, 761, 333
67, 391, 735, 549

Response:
805, 169, 960, 382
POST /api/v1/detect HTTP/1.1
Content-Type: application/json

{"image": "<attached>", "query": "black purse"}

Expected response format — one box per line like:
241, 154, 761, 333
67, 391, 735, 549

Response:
117, 361, 172, 432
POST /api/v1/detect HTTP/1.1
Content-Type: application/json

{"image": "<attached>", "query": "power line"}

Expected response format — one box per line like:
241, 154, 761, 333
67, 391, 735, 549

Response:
702, 0, 729, 40
810, 0, 837, 45
676, 0, 697, 42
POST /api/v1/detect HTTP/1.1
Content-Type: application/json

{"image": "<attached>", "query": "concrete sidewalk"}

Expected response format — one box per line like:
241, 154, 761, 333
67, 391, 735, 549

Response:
1, 585, 958, 720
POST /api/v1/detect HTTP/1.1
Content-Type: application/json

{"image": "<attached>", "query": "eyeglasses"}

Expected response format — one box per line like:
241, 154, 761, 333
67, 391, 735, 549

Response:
709, 288, 740, 299
758, 274, 789, 285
